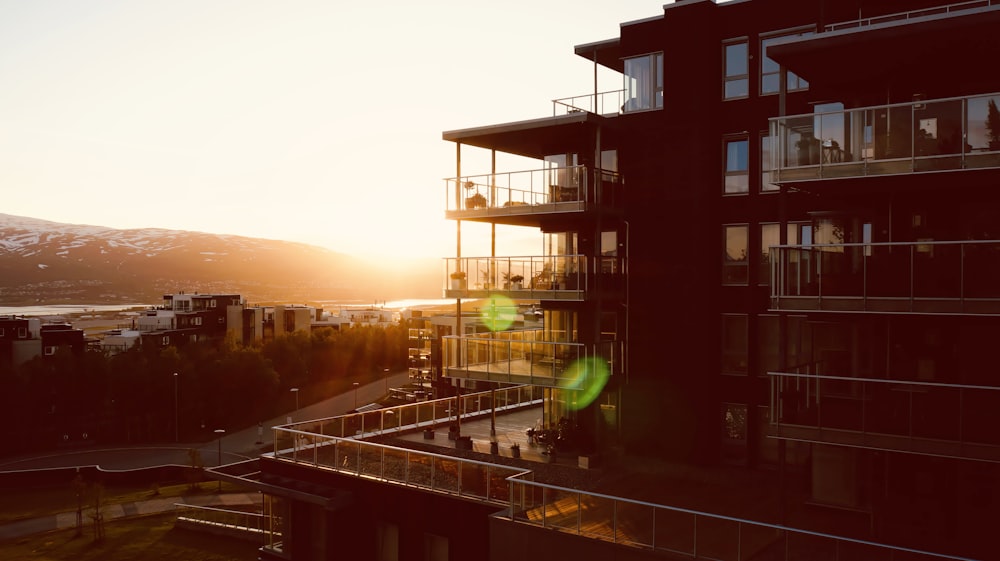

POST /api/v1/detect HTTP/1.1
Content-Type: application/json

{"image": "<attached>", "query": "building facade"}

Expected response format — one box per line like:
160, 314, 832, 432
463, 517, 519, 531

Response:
234, 2, 1000, 559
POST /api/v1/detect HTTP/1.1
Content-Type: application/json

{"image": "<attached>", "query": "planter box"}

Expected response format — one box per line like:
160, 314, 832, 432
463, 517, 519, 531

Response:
450, 279, 467, 290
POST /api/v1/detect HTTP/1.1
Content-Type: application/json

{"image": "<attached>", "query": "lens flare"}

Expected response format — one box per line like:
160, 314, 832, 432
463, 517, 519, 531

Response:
481, 294, 517, 332
560, 356, 610, 410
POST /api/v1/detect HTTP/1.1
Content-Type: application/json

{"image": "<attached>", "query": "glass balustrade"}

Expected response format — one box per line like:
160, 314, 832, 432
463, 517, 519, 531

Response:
444, 166, 622, 214
769, 93, 1000, 182
769, 240, 1000, 313
768, 371, 1000, 461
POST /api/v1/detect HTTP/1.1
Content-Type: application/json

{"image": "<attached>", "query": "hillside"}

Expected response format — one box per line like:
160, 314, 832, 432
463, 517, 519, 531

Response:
0, 214, 440, 305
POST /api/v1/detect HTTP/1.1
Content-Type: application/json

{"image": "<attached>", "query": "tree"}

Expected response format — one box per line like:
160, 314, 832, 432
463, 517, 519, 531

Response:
987, 98, 1000, 150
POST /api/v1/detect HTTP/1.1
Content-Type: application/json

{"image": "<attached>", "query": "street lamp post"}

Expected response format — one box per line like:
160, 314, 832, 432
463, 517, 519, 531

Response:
353, 382, 360, 409
173, 373, 179, 442
214, 429, 225, 492
290, 388, 299, 418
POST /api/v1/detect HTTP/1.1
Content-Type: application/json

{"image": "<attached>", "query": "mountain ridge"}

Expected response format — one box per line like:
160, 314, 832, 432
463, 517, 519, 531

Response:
0, 214, 439, 306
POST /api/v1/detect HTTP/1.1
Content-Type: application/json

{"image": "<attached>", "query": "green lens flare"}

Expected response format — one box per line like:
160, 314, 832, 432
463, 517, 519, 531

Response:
560, 356, 610, 410
481, 294, 517, 332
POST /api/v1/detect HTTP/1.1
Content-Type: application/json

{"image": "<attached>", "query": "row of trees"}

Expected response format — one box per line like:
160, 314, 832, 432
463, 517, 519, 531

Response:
0, 324, 409, 454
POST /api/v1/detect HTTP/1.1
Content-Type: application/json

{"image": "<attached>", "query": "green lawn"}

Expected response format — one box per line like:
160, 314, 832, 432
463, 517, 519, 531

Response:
0, 481, 260, 560
0, 512, 259, 561
0, 482, 245, 525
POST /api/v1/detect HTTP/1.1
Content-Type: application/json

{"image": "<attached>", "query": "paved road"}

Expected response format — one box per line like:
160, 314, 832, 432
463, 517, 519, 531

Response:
0, 371, 410, 472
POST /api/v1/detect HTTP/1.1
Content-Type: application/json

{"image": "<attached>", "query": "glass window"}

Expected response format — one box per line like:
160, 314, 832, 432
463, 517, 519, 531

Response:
724, 41, 748, 99
624, 53, 663, 112
724, 138, 749, 194
760, 133, 778, 192
758, 315, 780, 377
722, 315, 748, 374
724, 224, 749, 284
722, 402, 748, 465
761, 31, 812, 95
760, 223, 780, 285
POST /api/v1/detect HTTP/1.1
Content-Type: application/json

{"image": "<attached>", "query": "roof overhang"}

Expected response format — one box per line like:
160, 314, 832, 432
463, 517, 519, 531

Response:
767, 7, 1000, 96
573, 38, 623, 73
442, 112, 614, 159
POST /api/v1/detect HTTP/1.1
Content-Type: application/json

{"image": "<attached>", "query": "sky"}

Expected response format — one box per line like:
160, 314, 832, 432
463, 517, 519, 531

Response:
0, 1, 664, 262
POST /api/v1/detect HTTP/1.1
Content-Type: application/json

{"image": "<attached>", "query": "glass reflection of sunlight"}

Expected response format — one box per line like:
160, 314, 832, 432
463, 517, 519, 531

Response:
561, 356, 610, 410
481, 294, 517, 332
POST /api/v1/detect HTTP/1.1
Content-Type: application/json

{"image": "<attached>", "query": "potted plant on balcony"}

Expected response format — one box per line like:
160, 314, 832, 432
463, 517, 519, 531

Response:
450, 271, 467, 290
465, 192, 487, 209
986, 99, 1000, 151
510, 275, 524, 290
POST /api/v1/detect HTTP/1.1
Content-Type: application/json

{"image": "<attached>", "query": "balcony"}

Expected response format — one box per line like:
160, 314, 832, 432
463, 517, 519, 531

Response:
551, 89, 624, 116
769, 240, 1000, 314
444, 165, 622, 224
769, 93, 1000, 183
444, 255, 624, 300
769, 371, 1000, 462
443, 330, 619, 388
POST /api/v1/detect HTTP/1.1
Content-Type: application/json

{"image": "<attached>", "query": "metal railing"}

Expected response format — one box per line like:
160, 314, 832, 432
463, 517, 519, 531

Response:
444, 255, 585, 295
174, 503, 266, 534
276, 385, 541, 442
265, 382, 972, 560
769, 240, 1000, 313
507, 473, 976, 561
768, 92, 1000, 182
443, 331, 619, 387
273, 429, 533, 506
768, 371, 1000, 462
444, 165, 622, 213
825, 0, 999, 31
552, 89, 625, 116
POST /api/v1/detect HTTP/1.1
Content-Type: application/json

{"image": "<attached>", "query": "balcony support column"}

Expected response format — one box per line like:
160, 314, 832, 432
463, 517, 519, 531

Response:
455, 141, 462, 438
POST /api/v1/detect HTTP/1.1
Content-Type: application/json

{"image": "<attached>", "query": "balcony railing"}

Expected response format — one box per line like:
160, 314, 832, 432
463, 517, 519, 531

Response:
277, 385, 541, 442
444, 165, 622, 215
174, 503, 267, 536
444, 255, 625, 299
825, 0, 999, 31
264, 384, 971, 561
507, 473, 975, 561
443, 330, 619, 387
768, 371, 1000, 462
552, 89, 625, 116
769, 240, 1000, 314
769, 92, 1000, 182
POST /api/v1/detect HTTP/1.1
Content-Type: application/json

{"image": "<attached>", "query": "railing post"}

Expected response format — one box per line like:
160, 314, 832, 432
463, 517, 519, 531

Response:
577, 493, 582, 535
693, 514, 697, 557
612, 499, 618, 543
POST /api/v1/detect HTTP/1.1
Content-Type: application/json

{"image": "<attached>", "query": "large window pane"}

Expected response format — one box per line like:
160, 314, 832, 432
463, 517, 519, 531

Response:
761, 31, 812, 95
760, 223, 780, 285
722, 316, 748, 374
724, 138, 749, 194
724, 224, 749, 284
624, 53, 663, 112
724, 41, 748, 99
760, 133, 778, 192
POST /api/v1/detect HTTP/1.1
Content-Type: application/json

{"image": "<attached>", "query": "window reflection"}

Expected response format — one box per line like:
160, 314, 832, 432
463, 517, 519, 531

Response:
724, 224, 749, 284
624, 53, 663, 112
724, 41, 748, 99
761, 31, 812, 95
724, 138, 749, 194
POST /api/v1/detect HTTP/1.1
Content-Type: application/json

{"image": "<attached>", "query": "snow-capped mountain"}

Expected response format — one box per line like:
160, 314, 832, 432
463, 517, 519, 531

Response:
0, 214, 434, 305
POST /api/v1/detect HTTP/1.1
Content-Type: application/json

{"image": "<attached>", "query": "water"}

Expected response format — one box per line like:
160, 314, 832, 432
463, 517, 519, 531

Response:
0, 304, 152, 317
0, 298, 459, 318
